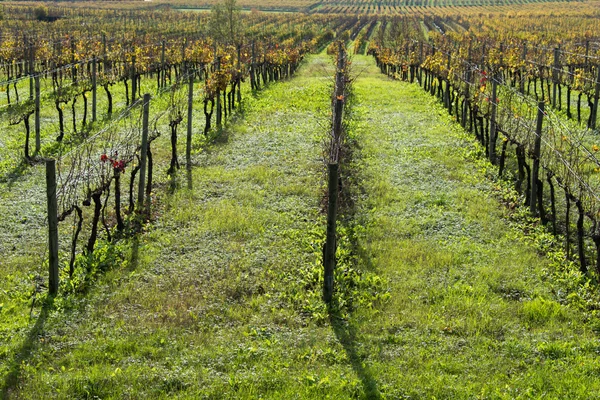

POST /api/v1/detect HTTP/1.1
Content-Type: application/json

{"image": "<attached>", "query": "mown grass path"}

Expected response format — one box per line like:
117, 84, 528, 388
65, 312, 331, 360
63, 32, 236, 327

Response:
343, 55, 600, 398
4, 54, 351, 399
4, 53, 600, 399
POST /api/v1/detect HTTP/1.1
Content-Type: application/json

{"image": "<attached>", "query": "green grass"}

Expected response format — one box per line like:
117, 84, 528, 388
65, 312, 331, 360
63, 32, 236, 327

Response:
343, 55, 600, 398
0, 71, 225, 397
2, 52, 600, 399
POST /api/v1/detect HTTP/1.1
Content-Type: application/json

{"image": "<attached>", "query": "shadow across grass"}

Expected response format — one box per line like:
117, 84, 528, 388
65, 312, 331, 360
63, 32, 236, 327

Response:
186, 167, 193, 190
325, 78, 384, 400
328, 302, 381, 400
0, 296, 54, 399
0, 158, 32, 187
168, 169, 179, 195
129, 236, 140, 271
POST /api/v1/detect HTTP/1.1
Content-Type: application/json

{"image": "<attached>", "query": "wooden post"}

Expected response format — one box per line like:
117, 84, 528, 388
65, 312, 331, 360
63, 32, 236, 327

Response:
552, 48, 559, 108
333, 53, 345, 146
499, 43, 504, 83
592, 66, 600, 130
323, 43, 345, 304
237, 45, 242, 105
323, 163, 338, 303
71, 40, 77, 84
445, 53, 451, 112
251, 41, 257, 90
186, 67, 193, 169
419, 41, 424, 85
520, 43, 527, 94
160, 40, 166, 91
102, 33, 108, 85
29, 39, 35, 101
488, 74, 499, 164
114, 168, 124, 231
35, 76, 40, 154
530, 101, 544, 216
216, 57, 222, 128
137, 94, 150, 211
481, 44, 486, 66
131, 55, 137, 104
576, 199, 587, 273
46, 160, 59, 295
182, 38, 187, 73
585, 40, 590, 68
92, 56, 97, 122
462, 43, 472, 128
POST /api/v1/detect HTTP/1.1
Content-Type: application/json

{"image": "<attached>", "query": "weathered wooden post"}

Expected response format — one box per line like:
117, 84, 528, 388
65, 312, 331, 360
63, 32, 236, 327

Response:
499, 43, 504, 84
552, 48, 559, 109
46, 159, 59, 295
160, 40, 166, 91
92, 56, 97, 122
488, 73, 499, 164
237, 44, 242, 105
71, 39, 77, 84
323, 163, 338, 303
323, 43, 345, 304
444, 53, 451, 112
186, 66, 194, 169
419, 41, 424, 86
29, 39, 35, 101
137, 94, 150, 211
592, 66, 600, 130
35, 76, 40, 155
216, 57, 222, 128
585, 40, 590, 68
333, 45, 344, 141
251, 41, 257, 90
520, 43, 527, 94
131, 55, 137, 104
462, 43, 472, 129
530, 101, 544, 216
114, 167, 124, 232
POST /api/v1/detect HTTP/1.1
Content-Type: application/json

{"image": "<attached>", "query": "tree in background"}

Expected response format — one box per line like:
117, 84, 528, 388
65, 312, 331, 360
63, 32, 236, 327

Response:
34, 5, 48, 21
209, 0, 242, 45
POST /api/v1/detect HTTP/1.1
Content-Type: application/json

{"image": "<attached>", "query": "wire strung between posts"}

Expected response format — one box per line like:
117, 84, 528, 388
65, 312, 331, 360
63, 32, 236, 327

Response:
402, 41, 600, 208
489, 73, 600, 169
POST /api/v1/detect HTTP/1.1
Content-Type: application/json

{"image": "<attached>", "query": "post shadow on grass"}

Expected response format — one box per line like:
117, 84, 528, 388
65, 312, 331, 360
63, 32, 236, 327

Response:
328, 302, 381, 400
186, 167, 193, 190
324, 93, 382, 398
1, 159, 32, 188
1, 296, 55, 399
129, 236, 140, 271
212, 126, 230, 145
209, 99, 250, 146
168, 169, 179, 195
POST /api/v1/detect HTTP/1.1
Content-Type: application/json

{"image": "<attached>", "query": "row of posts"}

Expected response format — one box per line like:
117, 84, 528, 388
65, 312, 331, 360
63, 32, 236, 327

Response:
413, 41, 600, 131
45, 53, 198, 292
323, 43, 346, 304
413, 41, 589, 211
44, 92, 149, 295
28, 55, 101, 157
481, 77, 546, 217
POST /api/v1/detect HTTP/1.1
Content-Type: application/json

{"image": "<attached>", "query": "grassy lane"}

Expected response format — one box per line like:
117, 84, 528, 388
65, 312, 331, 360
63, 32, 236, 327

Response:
0, 79, 212, 391
4, 54, 376, 399
5, 52, 600, 400
342, 55, 600, 398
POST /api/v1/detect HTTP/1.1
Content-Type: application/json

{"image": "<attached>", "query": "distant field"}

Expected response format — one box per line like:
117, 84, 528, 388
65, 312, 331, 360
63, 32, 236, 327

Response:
6, 0, 600, 13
